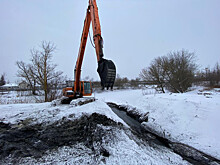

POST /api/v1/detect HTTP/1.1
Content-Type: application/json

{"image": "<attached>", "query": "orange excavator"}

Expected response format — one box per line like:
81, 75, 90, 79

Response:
62, 0, 116, 103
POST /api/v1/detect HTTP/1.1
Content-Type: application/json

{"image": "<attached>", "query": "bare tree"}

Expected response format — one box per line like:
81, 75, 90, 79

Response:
0, 73, 6, 86
164, 50, 197, 93
140, 49, 197, 93
140, 57, 166, 93
47, 75, 66, 101
214, 62, 220, 85
30, 41, 63, 102
16, 41, 63, 102
130, 77, 141, 89
114, 74, 129, 89
204, 63, 220, 87
16, 61, 37, 95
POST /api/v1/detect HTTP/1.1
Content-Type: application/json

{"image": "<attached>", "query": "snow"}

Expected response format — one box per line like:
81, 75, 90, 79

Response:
0, 99, 190, 165
2, 83, 18, 87
103, 126, 189, 165
96, 87, 220, 159
0, 91, 45, 104
0, 100, 127, 127
0, 86, 219, 163
5, 126, 190, 165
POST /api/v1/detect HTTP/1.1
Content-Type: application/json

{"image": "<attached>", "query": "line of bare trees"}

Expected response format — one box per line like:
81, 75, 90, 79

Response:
16, 41, 65, 102
15, 43, 219, 100
195, 63, 220, 87
113, 74, 141, 89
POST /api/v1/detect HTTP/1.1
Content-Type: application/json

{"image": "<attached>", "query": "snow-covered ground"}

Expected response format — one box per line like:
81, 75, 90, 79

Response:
0, 86, 219, 164
96, 87, 220, 159
16, 127, 189, 165
0, 100, 126, 126
0, 91, 45, 104
0, 98, 189, 164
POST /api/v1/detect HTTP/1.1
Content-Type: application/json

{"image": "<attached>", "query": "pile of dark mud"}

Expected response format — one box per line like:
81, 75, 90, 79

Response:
0, 113, 123, 164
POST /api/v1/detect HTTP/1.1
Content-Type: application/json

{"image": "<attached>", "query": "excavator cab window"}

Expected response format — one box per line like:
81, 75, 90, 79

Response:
81, 82, 83, 93
84, 82, 91, 94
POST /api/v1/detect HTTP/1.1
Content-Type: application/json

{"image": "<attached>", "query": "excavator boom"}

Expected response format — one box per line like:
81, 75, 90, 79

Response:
75, 0, 116, 92
62, 0, 116, 102
74, 8, 91, 93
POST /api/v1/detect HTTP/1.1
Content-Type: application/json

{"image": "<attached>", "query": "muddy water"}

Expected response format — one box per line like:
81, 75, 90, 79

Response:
111, 107, 142, 133
108, 104, 170, 147
108, 103, 220, 165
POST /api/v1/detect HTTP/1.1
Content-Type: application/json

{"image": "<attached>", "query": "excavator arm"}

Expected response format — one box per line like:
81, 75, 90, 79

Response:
74, 8, 91, 93
74, 0, 116, 93
89, 0, 104, 61
62, 0, 116, 102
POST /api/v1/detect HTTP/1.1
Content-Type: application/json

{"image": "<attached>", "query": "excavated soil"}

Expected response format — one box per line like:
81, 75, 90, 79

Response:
0, 113, 123, 163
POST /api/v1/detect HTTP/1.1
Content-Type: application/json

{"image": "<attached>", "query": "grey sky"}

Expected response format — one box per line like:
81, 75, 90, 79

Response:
0, 0, 220, 82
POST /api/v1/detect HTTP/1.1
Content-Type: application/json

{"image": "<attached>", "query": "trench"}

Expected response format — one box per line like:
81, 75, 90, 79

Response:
109, 105, 169, 147
107, 102, 220, 165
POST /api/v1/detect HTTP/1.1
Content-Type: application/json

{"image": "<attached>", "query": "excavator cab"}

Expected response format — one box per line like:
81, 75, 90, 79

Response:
63, 81, 92, 98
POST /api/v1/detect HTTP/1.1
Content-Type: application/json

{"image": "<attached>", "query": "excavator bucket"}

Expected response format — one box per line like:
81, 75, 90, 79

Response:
97, 58, 116, 90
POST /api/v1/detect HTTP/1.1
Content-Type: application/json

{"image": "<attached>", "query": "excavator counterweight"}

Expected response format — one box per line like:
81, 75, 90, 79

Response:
62, 0, 116, 103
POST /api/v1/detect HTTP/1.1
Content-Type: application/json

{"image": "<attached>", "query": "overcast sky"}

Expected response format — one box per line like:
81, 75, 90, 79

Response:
0, 0, 220, 82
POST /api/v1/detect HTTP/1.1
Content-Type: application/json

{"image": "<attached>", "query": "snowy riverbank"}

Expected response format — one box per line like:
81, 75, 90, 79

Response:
96, 87, 220, 159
